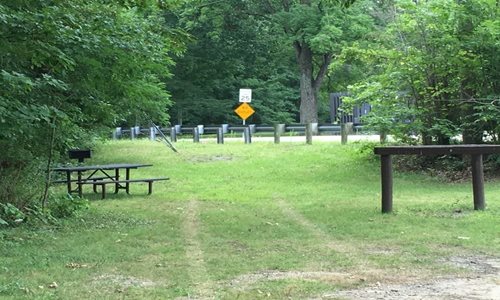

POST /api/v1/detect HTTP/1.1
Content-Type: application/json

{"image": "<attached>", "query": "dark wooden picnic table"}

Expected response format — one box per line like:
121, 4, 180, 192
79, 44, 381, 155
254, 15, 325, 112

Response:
52, 163, 152, 197
374, 144, 500, 213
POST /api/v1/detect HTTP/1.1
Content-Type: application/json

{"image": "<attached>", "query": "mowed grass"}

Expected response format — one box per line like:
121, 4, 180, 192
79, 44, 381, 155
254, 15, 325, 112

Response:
1, 139, 499, 299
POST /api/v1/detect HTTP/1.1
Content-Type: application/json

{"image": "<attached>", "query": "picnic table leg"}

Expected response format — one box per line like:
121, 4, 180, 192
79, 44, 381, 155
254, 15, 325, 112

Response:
77, 171, 83, 198
147, 181, 153, 195
65, 171, 72, 195
126, 168, 131, 194
381, 154, 393, 213
471, 154, 485, 210
114, 168, 120, 194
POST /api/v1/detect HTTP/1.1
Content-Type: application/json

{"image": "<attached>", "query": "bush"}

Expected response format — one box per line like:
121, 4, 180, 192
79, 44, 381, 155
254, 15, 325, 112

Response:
0, 203, 25, 226
47, 194, 89, 219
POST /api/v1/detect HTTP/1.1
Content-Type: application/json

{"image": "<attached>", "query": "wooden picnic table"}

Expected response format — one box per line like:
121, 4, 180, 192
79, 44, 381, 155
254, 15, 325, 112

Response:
52, 163, 153, 198
374, 144, 500, 213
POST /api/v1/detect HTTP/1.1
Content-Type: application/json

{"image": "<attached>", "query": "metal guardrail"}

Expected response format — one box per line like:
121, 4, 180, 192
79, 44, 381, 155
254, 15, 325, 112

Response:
113, 123, 368, 144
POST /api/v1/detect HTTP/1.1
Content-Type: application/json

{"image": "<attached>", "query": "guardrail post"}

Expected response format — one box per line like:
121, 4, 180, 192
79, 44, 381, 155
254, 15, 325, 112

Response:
130, 127, 136, 139
341, 122, 353, 145
149, 127, 156, 140
217, 127, 224, 144
197, 125, 204, 135
170, 127, 177, 142
274, 124, 285, 144
244, 127, 252, 144
311, 122, 318, 135
113, 127, 122, 140
193, 127, 200, 143
248, 124, 256, 134
306, 123, 313, 145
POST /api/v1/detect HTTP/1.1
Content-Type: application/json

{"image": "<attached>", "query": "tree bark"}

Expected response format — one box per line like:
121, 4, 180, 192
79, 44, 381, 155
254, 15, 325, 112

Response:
294, 41, 331, 123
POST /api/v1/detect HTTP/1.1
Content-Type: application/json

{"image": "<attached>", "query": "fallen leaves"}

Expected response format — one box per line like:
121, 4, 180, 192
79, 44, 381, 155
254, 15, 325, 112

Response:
65, 262, 89, 269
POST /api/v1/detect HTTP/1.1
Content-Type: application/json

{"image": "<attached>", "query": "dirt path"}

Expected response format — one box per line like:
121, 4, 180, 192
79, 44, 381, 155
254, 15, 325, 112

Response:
276, 199, 500, 300
327, 257, 500, 300
180, 200, 214, 299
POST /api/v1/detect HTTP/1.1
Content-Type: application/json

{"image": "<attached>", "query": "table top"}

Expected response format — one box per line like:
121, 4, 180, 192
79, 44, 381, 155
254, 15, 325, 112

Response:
374, 144, 500, 155
52, 163, 152, 172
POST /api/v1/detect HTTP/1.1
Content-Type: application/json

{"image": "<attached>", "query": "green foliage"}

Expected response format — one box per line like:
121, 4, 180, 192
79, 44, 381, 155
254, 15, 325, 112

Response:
344, 0, 499, 144
0, 1, 188, 218
45, 195, 89, 219
169, 0, 300, 124
0, 203, 25, 227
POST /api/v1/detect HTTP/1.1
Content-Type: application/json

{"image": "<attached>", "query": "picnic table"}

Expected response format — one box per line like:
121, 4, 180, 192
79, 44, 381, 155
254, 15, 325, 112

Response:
52, 163, 168, 199
374, 144, 500, 213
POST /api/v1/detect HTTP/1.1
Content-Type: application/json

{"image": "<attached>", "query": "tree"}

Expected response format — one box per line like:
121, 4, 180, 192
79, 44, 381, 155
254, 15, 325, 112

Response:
345, 0, 499, 144
0, 0, 187, 220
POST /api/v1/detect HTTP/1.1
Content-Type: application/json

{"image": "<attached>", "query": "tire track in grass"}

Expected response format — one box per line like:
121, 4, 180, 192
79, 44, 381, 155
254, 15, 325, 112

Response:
181, 200, 214, 299
276, 198, 358, 254
276, 198, 377, 272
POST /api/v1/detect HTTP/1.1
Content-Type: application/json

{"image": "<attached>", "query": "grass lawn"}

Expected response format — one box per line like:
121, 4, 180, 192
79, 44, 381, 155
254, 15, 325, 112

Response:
1, 140, 499, 299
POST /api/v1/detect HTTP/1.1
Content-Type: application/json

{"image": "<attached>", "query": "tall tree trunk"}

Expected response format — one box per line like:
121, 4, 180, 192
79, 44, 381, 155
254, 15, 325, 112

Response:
294, 42, 331, 124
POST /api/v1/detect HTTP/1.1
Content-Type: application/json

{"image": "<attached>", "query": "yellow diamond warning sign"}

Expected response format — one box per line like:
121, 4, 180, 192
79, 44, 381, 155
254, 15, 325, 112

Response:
234, 102, 255, 120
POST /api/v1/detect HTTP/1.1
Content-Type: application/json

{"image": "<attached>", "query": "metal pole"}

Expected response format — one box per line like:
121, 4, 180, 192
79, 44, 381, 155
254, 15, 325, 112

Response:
471, 154, 485, 210
381, 154, 393, 213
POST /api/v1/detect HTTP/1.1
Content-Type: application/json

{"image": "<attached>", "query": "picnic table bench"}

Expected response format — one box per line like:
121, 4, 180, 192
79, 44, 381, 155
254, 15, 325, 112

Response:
81, 177, 169, 199
374, 144, 500, 213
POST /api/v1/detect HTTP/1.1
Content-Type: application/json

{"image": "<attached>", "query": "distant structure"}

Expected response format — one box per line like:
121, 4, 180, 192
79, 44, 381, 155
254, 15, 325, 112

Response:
329, 92, 371, 124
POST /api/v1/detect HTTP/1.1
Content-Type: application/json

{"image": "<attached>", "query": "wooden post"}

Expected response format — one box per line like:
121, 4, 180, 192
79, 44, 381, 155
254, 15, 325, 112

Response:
341, 123, 348, 144
217, 127, 224, 144
305, 123, 313, 145
274, 124, 285, 144
471, 154, 485, 210
381, 154, 393, 213
193, 127, 200, 143
170, 127, 177, 142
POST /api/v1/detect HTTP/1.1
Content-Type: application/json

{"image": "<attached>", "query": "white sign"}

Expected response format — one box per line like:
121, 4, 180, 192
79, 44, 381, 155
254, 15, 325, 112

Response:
239, 89, 252, 103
